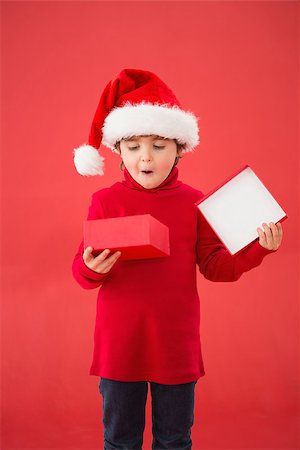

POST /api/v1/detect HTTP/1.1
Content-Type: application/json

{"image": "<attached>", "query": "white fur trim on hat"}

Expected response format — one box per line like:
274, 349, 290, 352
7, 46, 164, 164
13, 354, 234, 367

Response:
102, 101, 199, 151
73, 144, 105, 176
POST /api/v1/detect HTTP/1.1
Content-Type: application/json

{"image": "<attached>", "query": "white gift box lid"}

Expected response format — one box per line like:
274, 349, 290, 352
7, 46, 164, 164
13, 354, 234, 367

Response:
196, 165, 287, 255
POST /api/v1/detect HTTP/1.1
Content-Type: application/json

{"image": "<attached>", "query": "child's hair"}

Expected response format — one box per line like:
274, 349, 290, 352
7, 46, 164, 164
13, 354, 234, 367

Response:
114, 135, 185, 171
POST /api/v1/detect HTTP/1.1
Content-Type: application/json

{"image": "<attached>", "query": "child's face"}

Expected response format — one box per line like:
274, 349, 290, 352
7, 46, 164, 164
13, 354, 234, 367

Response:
116, 135, 181, 189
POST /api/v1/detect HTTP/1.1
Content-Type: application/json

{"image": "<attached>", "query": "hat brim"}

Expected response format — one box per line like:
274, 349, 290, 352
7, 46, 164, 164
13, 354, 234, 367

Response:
101, 101, 200, 152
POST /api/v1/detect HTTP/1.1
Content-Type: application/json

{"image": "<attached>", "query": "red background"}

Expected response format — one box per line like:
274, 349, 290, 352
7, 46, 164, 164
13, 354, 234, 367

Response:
1, 1, 299, 449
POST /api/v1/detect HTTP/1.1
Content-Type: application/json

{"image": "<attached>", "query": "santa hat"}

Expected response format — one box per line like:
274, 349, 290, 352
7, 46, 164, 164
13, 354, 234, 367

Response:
73, 68, 200, 176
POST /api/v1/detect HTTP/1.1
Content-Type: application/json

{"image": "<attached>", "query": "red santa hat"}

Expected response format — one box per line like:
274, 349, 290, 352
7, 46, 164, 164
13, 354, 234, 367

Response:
73, 68, 200, 176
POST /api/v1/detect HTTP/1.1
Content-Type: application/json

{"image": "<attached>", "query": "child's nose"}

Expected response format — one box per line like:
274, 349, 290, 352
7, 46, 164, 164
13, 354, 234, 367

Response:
141, 149, 152, 161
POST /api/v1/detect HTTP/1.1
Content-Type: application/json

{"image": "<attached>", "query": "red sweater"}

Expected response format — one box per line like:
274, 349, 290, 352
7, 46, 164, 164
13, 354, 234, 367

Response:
72, 166, 274, 384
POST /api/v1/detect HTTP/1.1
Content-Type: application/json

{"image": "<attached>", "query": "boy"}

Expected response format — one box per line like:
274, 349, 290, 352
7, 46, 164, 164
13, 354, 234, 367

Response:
72, 68, 282, 450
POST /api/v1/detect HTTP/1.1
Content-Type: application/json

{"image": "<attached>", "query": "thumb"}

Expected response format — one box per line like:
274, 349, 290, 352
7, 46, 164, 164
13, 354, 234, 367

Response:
83, 246, 94, 263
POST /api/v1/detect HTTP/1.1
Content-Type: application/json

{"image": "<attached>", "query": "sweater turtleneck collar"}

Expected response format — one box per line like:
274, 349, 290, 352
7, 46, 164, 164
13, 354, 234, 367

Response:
121, 166, 182, 193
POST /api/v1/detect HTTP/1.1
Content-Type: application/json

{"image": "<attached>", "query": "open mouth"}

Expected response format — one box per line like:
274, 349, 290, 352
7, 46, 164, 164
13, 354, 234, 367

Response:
141, 170, 153, 175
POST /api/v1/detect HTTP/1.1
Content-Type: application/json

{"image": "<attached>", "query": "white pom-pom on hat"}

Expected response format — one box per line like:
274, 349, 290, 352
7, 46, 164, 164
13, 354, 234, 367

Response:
73, 144, 105, 176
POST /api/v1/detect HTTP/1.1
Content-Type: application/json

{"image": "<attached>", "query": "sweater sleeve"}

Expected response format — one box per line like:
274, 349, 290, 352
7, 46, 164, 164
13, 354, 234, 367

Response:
72, 193, 109, 290
196, 207, 276, 282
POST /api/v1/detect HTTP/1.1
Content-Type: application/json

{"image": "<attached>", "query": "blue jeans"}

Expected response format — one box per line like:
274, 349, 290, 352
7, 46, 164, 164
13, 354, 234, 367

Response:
98, 377, 197, 450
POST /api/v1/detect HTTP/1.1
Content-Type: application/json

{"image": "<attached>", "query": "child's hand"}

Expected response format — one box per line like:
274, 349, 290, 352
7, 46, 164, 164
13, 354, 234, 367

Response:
83, 247, 121, 274
257, 222, 283, 251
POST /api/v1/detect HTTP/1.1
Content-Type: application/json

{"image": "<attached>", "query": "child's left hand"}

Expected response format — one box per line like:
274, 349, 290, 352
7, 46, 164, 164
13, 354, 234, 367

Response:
257, 222, 283, 251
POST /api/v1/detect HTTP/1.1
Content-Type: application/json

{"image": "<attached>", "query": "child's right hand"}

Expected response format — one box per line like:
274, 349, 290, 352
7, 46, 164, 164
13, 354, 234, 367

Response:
83, 247, 121, 274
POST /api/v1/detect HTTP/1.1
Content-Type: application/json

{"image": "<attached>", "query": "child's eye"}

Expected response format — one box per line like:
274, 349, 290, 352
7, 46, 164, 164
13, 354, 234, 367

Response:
128, 146, 139, 150
154, 145, 165, 149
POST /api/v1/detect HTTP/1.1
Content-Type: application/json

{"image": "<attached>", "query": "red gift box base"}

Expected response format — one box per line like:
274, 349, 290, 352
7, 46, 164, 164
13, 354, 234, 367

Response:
83, 214, 170, 261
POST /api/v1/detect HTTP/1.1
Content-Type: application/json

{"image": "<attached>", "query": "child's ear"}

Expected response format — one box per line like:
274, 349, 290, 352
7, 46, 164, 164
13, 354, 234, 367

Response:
175, 140, 185, 156
177, 147, 184, 157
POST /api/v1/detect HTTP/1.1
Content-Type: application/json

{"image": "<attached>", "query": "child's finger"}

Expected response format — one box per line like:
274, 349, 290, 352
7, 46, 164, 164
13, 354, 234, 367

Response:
277, 222, 283, 243
269, 222, 279, 242
274, 222, 283, 248
83, 246, 94, 263
262, 223, 273, 247
94, 249, 111, 262
97, 250, 120, 264
103, 251, 122, 271
270, 221, 284, 249
97, 251, 122, 273
257, 226, 267, 247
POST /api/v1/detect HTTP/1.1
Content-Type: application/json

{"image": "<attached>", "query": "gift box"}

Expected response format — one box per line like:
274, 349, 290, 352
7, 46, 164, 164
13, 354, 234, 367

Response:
83, 214, 170, 261
195, 165, 287, 255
